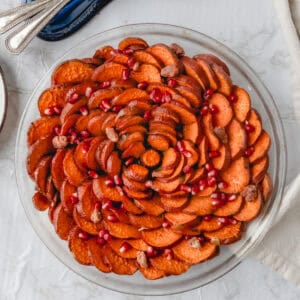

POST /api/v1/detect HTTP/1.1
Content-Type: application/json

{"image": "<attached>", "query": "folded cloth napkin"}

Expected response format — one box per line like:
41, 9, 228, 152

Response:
251, 0, 300, 287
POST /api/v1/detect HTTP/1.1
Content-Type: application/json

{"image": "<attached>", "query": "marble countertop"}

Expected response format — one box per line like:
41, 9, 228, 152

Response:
0, 0, 300, 299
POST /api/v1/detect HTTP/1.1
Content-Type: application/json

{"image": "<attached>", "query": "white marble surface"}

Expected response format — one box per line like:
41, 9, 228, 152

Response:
0, 0, 300, 299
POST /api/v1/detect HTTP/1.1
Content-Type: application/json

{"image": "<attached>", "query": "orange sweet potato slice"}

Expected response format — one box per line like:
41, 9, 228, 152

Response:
73, 207, 102, 235
77, 182, 98, 220
96, 140, 114, 171
211, 64, 232, 96
121, 142, 146, 159
159, 154, 185, 182
162, 101, 197, 124
60, 98, 87, 124
183, 196, 215, 216
140, 149, 161, 167
109, 53, 129, 65
128, 99, 152, 111
52, 60, 95, 85
198, 137, 209, 167
120, 196, 143, 215
220, 157, 250, 193
134, 197, 165, 216
123, 186, 152, 200
183, 121, 201, 144
123, 164, 149, 182
129, 214, 163, 229
127, 239, 149, 251
118, 37, 149, 50
261, 173, 273, 202
165, 212, 198, 226
92, 62, 127, 82
234, 192, 262, 222
209, 93, 233, 127
68, 226, 91, 265
172, 75, 202, 93
150, 256, 189, 275
147, 134, 170, 151
173, 240, 218, 265
201, 113, 220, 151
251, 155, 269, 184
119, 125, 147, 136
81, 57, 103, 66
181, 56, 209, 90
60, 180, 77, 215
108, 239, 139, 259
106, 151, 121, 176
118, 132, 144, 151
32, 191, 49, 211
84, 137, 104, 171
139, 266, 165, 280
53, 204, 75, 240
60, 114, 80, 135
75, 110, 102, 132
93, 177, 123, 202
88, 88, 122, 109
87, 238, 111, 272
211, 145, 231, 170
150, 130, 177, 147
130, 64, 162, 83
149, 122, 177, 136
187, 167, 205, 184
116, 115, 146, 131
246, 109, 262, 146
232, 86, 251, 122
150, 177, 182, 193
133, 50, 163, 69
204, 221, 243, 245
34, 156, 52, 194
214, 195, 244, 216
93, 45, 114, 60
152, 106, 180, 123
105, 221, 141, 239
111, 88, 149, 106
27, 117, 60, 146
160, 196, 188, 212
142, 228, 182, 248
122, 174, 146, 192
63, 149, 87, 187
195, 53, 230, 75
27, 136, 55, 178
249, 131, 271, 164
87, 114, 107, 136
176, 86, 201, 108
227, 118, 247, 159
182, 140, 199, 167
194, 217, 224, 232
102, 244, 137, 275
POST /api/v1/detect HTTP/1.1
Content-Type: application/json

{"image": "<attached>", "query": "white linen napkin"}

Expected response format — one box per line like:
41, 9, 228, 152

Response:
251, 0, 300, 287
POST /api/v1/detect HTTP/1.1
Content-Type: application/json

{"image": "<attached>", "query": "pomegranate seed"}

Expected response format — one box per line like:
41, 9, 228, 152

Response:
68, 93, 79, 104
113, 175, 123, 186
161, 91, 172, 103
183, 165, 192, 174
184, 235, 191, 240
203, 215, 213, 222
104, 178, 115, 187
182, 150, 192, 158
229, 218, 238, 225
245, 123, 255, 133
198, 179, 207, 187
164, 249, 174, 260
107, 214, 119, 222
228, 94, 238, 103
227, 194, 237, 201
198, 236, 205, 244
96, 237, 106, 245
122, 68, 130, 80
211, 192, 222, 200
85, 87, 93, 98
176, 140, 185, 152
44, 107, 55, 116
146, 246, 158, 258
204, 88, 214, 100
88, 170, 99, 179
94, 202, 101, 211
207, 177, 217, 187
69, 195, 79, 205
145, 180, 152, 188
244, 146, 254, 157
137, 81, 148, 90
98, 228, 109, 238
209, 104, 219, 114
162, 221, 170, 228
53, 105, 62, 115
123, 48, 134, 56
191, 184, 200, 195
168, 78, 178, 88
119, 242, 132, 253
150, 88, 162, 103
116, 186, 125, 196
209, 151, 221, 158
111, 49, 123, 55
53, 125, 62, 135
103, 233, 111, 241
100, 81, 111, 89
112, 105, 123, 113
218, 181, 228, 189
143, 110, 152, 121
218, 217, 229, 225
128, 57, 136, 69
78, 231, 89, 239
82, 142, 90, 153
100, 98, 112, 111
207, 169, 218, 177
102, 200, 113, 210
79, 106, 89, 116
124, 157, 135, 166
80, 130, 90, 138
205, 163, 214, 171
212, 199, 223, 207
179, 184, 192, 193
200, 106, 209, 116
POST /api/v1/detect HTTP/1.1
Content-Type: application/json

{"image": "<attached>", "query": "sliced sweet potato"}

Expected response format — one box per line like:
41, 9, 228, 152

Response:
92, 62, 127, 82
106, 151, 121, 176
27, 136, 55, 178
93, 177, 123, 202
141, 149, 161, 167
172, 75, 202, 94
139, 266, 165, 280
112, 88, 149, 106
102, 244, 137, 275
130, 64, 162, 83
107, 239, 138, 259
173, 240, 218, 265
157, 154, 185, 182
81, 57, 103, 66
123, 164, 148, 182
75, 110, 101, 132
134, 196, 165, 216
129, 214, 163, 229
234, 192, 262, 221
261, 173, 273, 202
150, 130, 177, 147
105, 221, 141, 239
122, 142, 146, 159
228, 118, 247, 159
162, 101, 197, 124
201, 113, 220, 151
120, 196, 143, 214
211, 64, 232, 96
118, 132, 145, 151
87, 238, 111, 272
34, 156, 52, 193
197, 185, 217, 197
60, 180, 77, 215
118, 37, 149, 50
181, 56, 209, 90
182, 140, 199, 167
194, 217, 224, 232
32, 191, 49, 211
93, 45, 114, 60
150, 256, 189, 275
246, 109, 262, 146
119, 125, 147, 137
116, 115, 146, 131
165, 212, 198, 226
60, 98, 87, 124
95, 140, 114, 171
68, 226, 91, 265
176, 85, 201, 108
211, 145, 231, 170
73, 207, 102, 235
147, 134, 170, 151
220, 157, 250, 193
198, 137, 209, 167
149, 122, 177, 137
251, 155, 269, 184
150, 177, 182, 193
123, 186, 152, 200
214, 195, 244, 216
128, 99, 152, 112
142, 228, 182, 247
195, 53, 230, 75
86, 114, 107, 136
232, 86, 251, 122
52, 60, 95, 85
204, 221, 243, 245
122, 174, 146, 192
45, 176, 55, 201
187, 167, 205, 184
133, 50, 162, 69
209, 93, 233, 127
183, 196, 215, 216
183, 121, 201, 144
127, 239, 149, 251
161, 147, 179, 170
249, 131, 271, 164
160, 196, 188, 212
88, 88, 121, 109
152, 106, 180, 123
86, 136, 105, 171
53, 204, 75, 240
60, 114, 80, 135
109, 53, 129, 65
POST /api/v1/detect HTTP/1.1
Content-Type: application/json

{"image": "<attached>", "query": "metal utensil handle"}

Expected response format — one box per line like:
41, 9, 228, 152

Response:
0, 0, 53, 34
5, 0, 71, 54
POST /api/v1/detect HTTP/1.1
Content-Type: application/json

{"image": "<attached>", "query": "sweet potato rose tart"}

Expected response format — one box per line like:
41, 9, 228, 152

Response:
26, 37, 273, 279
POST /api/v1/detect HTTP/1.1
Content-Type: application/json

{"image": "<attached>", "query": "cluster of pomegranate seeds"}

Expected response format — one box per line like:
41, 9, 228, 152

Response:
44, 105, 62, 116
97, 228, 111, 245
100, 98, 112, 112
88, 170, 99, 179
146, 246, 159, 258
217, 216, 238, 225
244, 146, 254, 157
119, 242, 132, 253
203, 88, 214, 100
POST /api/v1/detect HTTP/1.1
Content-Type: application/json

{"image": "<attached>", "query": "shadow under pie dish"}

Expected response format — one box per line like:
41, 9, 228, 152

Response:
16, 24, 286, 295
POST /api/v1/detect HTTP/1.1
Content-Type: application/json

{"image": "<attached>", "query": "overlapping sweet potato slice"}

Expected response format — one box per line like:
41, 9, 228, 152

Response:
52, 60, 95, 85
87, 238, 111, 272
194, 217, 224, 232
172, 75, 202, 93
160, 195, 188, 212
142, 228, 182, 248
150, 256, 189, 275
122, 174, 146, 192
198, 136, 209, 167
261, 173, 273, 202
165, 212, 198, 227
73, 207, 102, 235
129, 214, 163, 229
88, 88, 122, 109
251, 155, 269, 184
108, 239, 139, 259
93, 176, 123, 201
133, 50, 163, 69
139, 266, 165, 280
246, 109, 262, 146
93, 45, 114, 60
105, 221, 141, 239
173, 240, 218, 265
227, 118, 247, 159
60, 98, 87, 124
211, 64, 232, 96
53, 204, 75, 240
131, 64, 162, 83
141, 149, 161, 167
162, 102, 197, 124
134, 196, 165, 216
214, 195, 244, 217
201, 113, 220, 151
232, 86, 251, 122
211, 145, 231, 170
183, 196, 215, 216
92, 62, 127, 82
32, 191, 49, 211
194, 53, 230, 75
34, 156, 52, 194
209, 93, 233, 127
176, 86, 201, 108
118, 37, 149, 50
60, 180, 77, 215
248, 131, 271, 164
112, 88, 149, 106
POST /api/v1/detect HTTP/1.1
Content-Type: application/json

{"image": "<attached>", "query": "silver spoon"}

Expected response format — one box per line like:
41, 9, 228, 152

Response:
5, 0, 71, 54
0, 0, 53, 34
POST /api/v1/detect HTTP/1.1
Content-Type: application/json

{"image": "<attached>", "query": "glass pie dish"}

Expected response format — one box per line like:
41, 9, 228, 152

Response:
15, 23, 286, 295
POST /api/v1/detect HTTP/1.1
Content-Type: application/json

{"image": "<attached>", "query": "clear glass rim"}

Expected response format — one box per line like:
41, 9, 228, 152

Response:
15, 23, 287, 296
